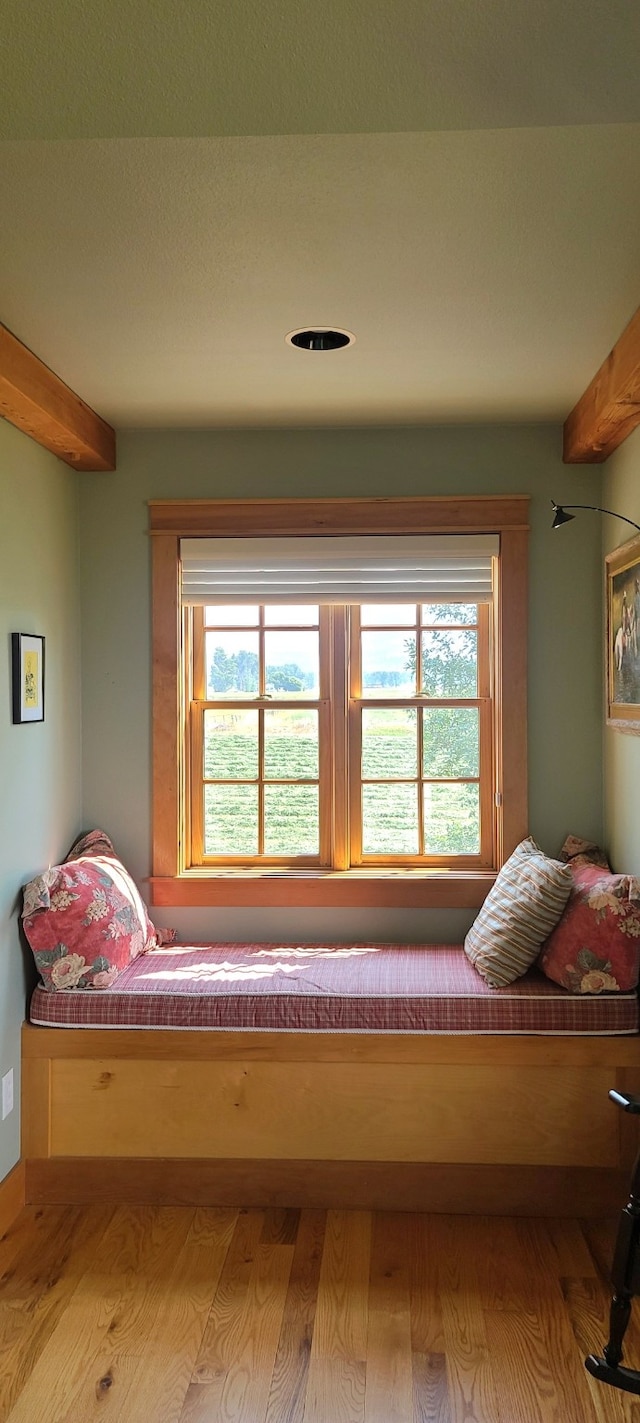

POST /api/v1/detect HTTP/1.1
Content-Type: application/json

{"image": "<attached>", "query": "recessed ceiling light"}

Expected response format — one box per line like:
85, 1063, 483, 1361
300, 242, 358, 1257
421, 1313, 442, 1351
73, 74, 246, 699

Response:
285, 328, 355, 351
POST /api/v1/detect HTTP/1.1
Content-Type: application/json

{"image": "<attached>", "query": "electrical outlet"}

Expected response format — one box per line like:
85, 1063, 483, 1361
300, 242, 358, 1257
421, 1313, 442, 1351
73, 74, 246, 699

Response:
2, 1069, 14, 1121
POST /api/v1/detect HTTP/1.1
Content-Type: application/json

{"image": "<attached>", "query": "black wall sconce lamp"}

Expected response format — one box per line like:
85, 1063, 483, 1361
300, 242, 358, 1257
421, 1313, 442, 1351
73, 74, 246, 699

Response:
551, 501, 640, 534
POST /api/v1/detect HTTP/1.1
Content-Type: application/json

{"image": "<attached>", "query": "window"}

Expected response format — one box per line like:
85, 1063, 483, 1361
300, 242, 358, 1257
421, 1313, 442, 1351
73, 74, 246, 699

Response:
352, 601, 492, 865
191, 602, 327, 864
188, 598, 491, 869
150, 496, 528, 906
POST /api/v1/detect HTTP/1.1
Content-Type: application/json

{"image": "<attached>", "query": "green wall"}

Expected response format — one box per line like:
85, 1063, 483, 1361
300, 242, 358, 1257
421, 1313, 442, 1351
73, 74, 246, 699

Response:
0, 420, 82, 1184
603, 426, 640, 874
79, 422, 604, 944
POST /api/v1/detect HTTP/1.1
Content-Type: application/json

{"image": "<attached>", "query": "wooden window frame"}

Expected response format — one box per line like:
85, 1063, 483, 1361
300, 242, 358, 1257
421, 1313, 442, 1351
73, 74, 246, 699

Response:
149, 496, 529, 907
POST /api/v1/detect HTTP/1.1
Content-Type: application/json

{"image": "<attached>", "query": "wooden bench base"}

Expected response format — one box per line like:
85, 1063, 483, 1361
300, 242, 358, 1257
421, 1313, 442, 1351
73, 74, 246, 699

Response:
22, 1024, 640, 1215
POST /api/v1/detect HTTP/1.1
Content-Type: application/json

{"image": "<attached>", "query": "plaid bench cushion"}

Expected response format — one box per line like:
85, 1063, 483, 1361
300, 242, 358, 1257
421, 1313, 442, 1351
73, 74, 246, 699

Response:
28, 942, 639, 1034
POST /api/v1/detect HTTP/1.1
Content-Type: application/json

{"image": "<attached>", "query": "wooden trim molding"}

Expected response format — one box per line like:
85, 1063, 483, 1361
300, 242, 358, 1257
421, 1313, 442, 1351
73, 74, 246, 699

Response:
495, 528, 528, 863
24, 1156, 628, 1218
149, 494, 530, 536
23, 1023, 640, 1067
149, 869, 496, 908
152, 535, 181, 878
150, 496, 529, 902
0, 323, 116, 471
0, 1160, 26, 1234
564, 304, 640, 464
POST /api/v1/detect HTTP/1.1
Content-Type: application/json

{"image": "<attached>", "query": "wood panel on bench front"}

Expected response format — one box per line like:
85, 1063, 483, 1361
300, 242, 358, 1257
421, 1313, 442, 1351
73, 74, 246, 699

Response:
22, 1025, 640, 1215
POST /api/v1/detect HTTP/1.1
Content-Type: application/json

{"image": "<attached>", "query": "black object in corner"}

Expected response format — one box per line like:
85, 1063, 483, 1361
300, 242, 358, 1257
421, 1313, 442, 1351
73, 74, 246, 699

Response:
586, 1090, 640, 1396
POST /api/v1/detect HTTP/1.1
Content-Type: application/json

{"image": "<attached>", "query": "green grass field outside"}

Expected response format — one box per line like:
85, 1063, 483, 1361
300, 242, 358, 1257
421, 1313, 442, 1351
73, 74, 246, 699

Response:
203, 712, 480, 857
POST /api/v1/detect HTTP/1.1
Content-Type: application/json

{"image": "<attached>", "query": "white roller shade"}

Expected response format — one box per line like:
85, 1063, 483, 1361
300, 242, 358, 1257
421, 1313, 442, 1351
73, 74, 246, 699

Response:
180, 534, 498, 605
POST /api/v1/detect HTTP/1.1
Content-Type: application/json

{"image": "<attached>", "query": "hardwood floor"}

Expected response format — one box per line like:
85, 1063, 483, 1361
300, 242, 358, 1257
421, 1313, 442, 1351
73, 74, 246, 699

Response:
0, 1205, 639, 1421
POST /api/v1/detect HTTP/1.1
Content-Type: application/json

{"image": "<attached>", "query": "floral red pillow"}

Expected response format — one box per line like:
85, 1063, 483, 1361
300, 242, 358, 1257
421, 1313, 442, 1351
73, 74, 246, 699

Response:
22, 853, 159, 990
559, 834, 611, 872
65, 828, 119, 861
538, 863, 640, 993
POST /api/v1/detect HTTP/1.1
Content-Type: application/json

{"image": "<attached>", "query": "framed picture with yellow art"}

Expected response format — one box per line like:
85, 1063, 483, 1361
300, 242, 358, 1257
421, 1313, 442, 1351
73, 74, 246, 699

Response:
606, 534, 640, 734
12, 633, 45, 724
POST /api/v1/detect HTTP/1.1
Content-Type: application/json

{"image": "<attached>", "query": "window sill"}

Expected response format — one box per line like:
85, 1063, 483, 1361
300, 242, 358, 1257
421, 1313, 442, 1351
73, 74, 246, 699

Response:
149, 869, 497, 909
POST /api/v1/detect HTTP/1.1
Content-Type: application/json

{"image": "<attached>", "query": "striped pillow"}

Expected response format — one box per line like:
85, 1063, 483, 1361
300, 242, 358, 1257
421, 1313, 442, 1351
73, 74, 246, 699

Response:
465, 837, 573, 988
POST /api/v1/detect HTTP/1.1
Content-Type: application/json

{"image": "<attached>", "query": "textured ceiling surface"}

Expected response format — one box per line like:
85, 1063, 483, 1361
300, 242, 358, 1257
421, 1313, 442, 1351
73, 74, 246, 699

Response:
2, 0, 640, 139
1, 3, 640, 427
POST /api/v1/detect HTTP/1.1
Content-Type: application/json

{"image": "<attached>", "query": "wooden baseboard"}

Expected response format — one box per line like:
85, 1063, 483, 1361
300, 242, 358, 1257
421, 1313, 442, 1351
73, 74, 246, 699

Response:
24, 1157, 627, 1217
0, 1160, 25, 1234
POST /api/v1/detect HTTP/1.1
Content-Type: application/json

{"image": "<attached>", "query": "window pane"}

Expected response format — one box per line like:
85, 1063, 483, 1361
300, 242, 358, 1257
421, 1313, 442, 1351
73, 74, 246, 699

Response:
204, 709, 259, 779
362, 708, 417, 778
264, 785, 319, 855
264, 605, 319, 625
265, 709, 319, 779
421, 629, 477, 697
265, 631, 319, 698
204, 606, 260, 626
204, 785, 258, 855
362, 784, 419, 854
360, 604, 416, 626
206, 631, 259, 696
361, 631, 416, 696
423, 783, 480, 854
422, 603, 478, 625
423, 707, 479, 778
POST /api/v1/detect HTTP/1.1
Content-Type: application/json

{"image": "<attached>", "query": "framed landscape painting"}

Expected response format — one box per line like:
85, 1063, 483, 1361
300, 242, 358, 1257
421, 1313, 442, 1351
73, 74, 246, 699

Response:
12, 633, 45, 724
606, 535, 640, 734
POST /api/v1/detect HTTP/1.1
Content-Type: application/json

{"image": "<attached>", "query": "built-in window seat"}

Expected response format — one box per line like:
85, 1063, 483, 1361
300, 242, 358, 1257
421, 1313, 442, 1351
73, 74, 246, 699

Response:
22, 942, 640, 1218
28, 941, 639, 1034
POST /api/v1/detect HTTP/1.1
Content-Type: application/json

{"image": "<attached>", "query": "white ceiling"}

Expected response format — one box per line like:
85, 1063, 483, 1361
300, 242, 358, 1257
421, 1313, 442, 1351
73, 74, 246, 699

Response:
1, 3, 640, 428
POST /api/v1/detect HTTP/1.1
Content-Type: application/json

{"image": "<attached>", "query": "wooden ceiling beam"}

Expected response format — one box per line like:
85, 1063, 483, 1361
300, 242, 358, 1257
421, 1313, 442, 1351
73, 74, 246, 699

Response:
0, 323, 115, 471
564, 305, 640, 464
